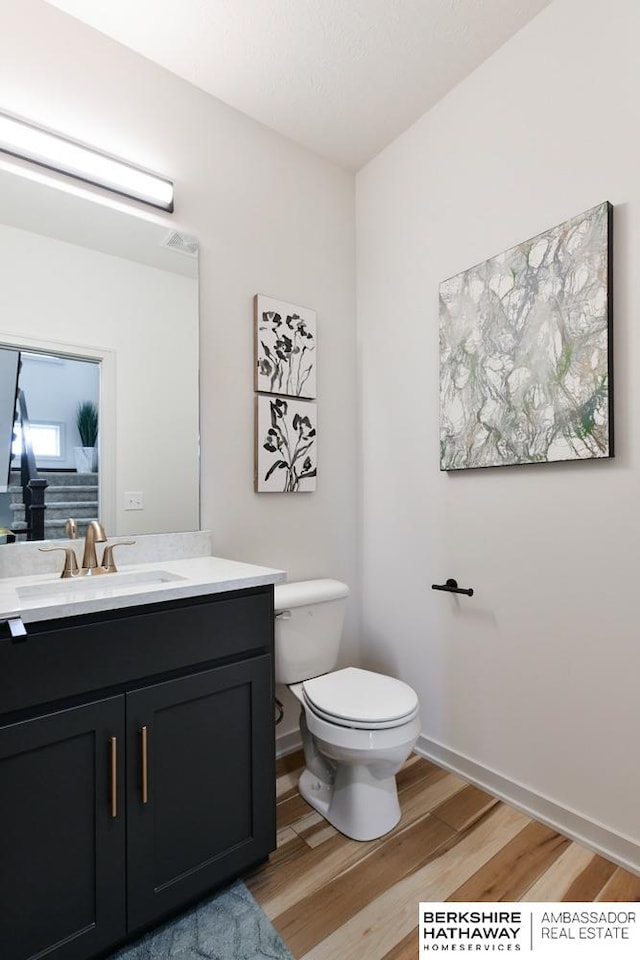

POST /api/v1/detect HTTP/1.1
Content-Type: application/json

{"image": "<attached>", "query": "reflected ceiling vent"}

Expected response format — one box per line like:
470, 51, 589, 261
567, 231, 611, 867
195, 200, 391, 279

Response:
161, 230, 199, 258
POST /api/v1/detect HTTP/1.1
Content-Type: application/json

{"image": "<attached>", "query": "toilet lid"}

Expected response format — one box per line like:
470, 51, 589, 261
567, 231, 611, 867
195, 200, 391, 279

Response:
302, 667, 419, 728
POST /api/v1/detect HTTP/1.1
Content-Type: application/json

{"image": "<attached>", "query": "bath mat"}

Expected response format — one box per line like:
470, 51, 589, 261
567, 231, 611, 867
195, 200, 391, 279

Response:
107, 881, 293, 960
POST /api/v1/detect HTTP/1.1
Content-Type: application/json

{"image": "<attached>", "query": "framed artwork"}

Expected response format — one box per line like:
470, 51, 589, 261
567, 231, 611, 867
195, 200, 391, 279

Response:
254, 294, 316, 399
439, 201, 613, 470
255, 395, 317, 492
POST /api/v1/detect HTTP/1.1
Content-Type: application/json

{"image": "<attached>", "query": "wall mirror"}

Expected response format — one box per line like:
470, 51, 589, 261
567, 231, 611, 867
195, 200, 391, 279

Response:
0, 165, 200, 544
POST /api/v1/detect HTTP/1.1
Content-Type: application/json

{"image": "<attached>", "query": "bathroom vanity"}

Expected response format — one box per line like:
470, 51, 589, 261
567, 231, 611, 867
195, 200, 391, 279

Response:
0, 554, 284, 960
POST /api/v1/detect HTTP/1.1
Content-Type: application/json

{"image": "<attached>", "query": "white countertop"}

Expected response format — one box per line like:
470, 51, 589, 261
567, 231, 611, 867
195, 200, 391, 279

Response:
0, 556, 286, 624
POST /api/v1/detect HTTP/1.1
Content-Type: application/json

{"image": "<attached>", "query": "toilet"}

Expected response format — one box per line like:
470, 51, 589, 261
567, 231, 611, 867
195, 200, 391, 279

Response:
274, 578, 420, 841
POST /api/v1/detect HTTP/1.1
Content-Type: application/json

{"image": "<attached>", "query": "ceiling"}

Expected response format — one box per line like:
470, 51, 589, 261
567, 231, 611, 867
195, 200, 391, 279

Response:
45, 0, 553, 171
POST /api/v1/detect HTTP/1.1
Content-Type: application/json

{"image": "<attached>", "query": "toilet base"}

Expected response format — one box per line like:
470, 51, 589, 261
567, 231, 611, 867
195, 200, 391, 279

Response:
298, 763, 401, 842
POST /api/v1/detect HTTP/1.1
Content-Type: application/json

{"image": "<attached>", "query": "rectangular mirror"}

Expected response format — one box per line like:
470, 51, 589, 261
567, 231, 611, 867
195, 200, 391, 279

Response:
0, 165, 199, 543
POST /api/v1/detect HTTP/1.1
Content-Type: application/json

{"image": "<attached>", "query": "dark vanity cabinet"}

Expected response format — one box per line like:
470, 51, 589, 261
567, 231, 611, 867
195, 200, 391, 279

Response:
125, 655, 273, 931
0, 586, 276, 960
0, 696, 126, 960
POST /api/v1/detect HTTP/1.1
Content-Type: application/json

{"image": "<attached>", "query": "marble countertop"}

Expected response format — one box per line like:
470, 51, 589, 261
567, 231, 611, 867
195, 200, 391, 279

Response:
0, 555, 286, 625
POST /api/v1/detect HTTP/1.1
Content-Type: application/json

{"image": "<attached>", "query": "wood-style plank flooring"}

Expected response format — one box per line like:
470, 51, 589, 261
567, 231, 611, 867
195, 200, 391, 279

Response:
245, 750, 640, 960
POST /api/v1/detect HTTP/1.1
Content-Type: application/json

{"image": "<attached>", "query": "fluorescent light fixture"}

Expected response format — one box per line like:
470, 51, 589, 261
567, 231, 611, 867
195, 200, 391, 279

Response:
0, 110, 173, 212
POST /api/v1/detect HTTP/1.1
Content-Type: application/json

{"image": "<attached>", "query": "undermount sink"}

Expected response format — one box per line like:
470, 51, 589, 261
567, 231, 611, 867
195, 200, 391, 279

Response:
17, 569, 186, 601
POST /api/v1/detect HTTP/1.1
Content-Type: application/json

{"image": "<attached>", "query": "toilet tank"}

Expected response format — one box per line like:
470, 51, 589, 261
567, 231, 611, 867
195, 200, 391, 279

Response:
274, 579, 350, 684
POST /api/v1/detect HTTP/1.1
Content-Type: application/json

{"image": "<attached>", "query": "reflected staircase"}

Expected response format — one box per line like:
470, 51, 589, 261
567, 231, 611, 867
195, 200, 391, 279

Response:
9, 470, 99, 540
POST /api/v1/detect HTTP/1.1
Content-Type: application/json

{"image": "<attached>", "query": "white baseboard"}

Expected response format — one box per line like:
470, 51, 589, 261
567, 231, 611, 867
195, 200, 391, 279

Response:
415, 734, 640, 877
275, 730, 302, 759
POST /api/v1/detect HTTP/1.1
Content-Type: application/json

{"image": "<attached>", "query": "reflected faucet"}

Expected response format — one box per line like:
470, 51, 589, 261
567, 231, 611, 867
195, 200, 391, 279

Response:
65, 518, 78, 540
82, 520, 107, 573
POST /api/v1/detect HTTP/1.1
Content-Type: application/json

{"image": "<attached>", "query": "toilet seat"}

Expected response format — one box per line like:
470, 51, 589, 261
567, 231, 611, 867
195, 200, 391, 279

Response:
302, 667, 419, 730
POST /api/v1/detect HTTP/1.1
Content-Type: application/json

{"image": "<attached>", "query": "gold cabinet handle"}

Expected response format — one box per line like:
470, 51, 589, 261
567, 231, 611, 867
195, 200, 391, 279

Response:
141, 725, 149, 805
110, 736, 118, 818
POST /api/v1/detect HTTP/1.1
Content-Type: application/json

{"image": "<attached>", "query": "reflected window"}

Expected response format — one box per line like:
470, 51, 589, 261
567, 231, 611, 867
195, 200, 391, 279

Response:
12, 421, 63, 460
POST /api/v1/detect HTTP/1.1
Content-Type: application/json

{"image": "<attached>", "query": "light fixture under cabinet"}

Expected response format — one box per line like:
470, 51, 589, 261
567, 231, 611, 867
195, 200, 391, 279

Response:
0, 110, 174, 212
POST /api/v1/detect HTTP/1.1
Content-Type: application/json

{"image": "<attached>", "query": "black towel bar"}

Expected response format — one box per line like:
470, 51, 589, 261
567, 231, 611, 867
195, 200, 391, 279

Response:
431, 578, 474, 597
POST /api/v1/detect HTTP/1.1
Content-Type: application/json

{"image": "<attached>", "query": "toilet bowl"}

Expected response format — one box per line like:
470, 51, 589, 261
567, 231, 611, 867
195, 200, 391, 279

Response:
289, 667, 420, 840
275, 580, 420, 841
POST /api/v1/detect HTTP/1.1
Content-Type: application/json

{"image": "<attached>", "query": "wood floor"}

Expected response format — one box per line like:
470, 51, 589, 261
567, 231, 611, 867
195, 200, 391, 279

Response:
245, 750, 640, 960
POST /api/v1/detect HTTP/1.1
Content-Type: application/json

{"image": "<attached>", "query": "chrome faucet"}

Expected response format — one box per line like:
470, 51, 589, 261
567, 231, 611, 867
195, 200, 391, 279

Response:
81, 520, 108, 573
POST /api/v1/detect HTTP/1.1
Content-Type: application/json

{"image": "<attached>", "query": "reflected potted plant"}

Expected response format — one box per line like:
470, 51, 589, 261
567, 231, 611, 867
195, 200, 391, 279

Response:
74, 401, 98, 473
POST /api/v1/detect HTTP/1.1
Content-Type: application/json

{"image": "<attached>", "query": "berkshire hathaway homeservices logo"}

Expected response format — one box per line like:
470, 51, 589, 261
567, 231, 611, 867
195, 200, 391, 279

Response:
419, 903, 639, 955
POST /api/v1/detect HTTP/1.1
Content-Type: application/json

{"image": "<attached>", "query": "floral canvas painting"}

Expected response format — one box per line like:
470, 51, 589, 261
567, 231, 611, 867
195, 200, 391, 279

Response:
254, 295, 316, 399
439, 201, 613, 470
255, 395, 317, 492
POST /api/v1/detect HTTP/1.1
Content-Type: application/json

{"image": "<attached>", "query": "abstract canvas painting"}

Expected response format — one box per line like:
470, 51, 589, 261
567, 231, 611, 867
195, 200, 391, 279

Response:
254, 294, 316, 399
439, 201, 612, 470
255, 395, 317, 492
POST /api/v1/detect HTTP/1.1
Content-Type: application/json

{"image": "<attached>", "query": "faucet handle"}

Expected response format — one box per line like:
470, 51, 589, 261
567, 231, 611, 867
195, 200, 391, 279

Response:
101, 540, 136, 573
39, 545, 80, 579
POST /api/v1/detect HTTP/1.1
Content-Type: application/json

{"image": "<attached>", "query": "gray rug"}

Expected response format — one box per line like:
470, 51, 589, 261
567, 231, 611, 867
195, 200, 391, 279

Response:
108, 882, 293, 960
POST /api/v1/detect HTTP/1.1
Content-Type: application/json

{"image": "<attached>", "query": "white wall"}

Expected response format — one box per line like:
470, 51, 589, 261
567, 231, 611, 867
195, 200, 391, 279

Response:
357, 0, 640, 865
0, 0, 359, 738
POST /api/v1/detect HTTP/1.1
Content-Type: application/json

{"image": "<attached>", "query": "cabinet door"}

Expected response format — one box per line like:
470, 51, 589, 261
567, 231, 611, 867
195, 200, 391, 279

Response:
0, 697, 126, 960
126, 656, 275, 931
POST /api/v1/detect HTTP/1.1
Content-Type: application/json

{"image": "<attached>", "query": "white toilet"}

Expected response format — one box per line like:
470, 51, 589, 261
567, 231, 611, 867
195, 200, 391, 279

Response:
274, 578, 420, 841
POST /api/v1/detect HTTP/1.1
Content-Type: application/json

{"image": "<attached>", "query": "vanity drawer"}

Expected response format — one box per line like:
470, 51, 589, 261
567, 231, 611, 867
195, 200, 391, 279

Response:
0, 586, 274, 717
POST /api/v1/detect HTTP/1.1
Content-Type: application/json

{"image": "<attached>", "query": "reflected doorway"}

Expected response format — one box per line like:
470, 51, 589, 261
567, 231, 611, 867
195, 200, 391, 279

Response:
7, 351, 100, 540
